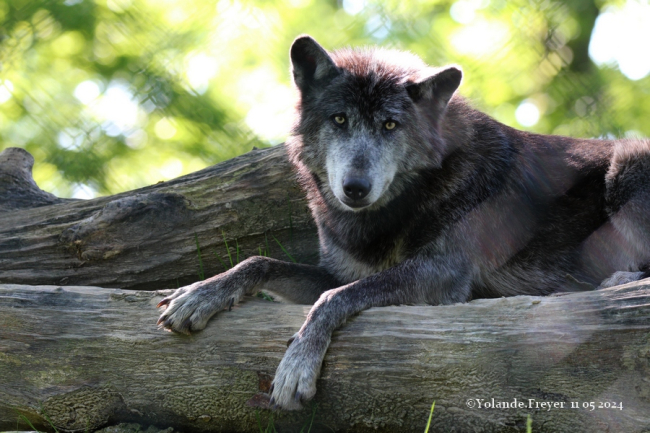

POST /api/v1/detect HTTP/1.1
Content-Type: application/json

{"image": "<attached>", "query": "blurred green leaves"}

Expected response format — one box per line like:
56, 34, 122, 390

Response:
0, 0, 648, 198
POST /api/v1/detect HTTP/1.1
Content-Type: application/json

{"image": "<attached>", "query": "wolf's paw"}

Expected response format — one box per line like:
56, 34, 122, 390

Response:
598, 271, 646, 289
156, 277, 241, 334
269, 333, 324, 410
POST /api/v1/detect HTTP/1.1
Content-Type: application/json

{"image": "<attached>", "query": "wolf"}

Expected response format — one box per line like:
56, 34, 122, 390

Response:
156, 35, 650, 410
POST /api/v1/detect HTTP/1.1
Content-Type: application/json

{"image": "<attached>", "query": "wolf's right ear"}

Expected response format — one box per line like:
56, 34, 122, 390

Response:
290, 36, 339, 93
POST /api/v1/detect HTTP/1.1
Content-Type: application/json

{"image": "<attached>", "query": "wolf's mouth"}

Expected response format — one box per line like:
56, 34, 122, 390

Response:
340, 197, 372, 209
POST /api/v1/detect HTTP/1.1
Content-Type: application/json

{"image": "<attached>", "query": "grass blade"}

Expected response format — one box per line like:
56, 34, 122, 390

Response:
424, 401, 435, 433
222, 230, 234, 268
256, 291, 274, 301
299, 403, 317, 433
214, 251, 228, 271
288, 197, 293, 242
271, 234, 296, 263
256, 410, 263, 432
265, 232, 270, 259
194, 233, 205, 280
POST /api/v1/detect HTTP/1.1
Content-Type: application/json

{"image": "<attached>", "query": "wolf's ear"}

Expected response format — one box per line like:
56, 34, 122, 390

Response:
406, 66, 462, 106
290, 35, 339, 93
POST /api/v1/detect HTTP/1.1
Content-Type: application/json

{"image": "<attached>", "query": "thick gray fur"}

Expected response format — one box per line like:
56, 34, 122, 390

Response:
157, 35, 650, 410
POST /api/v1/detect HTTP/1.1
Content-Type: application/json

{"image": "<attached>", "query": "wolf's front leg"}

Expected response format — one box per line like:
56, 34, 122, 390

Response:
270, 255, 472, 410
157, 256, 339, 334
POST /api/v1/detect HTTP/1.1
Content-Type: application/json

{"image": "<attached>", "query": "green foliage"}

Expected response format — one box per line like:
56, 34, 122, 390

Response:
0, 0, 648, 198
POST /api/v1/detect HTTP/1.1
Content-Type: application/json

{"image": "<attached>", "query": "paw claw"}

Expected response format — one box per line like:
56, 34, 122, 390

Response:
155, 279, 242, 334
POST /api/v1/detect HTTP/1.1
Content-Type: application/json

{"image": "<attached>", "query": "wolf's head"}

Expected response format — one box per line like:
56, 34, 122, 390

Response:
287, 35, 462, 212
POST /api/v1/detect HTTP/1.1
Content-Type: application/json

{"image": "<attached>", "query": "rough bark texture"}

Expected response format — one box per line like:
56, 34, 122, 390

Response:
1, 283, 650, 433
0, 146, 319, 291
1, 147, 650, 432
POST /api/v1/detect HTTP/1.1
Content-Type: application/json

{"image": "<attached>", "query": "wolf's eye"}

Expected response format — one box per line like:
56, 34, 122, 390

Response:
333, 115, 346, 125
384, 121, 397, 130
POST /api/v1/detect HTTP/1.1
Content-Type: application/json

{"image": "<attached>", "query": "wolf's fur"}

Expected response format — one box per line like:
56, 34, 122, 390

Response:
157, 36, 650, 410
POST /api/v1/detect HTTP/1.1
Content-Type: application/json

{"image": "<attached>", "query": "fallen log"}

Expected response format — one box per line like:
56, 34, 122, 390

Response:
0, 146, 319, 291
1, 282, 650, 433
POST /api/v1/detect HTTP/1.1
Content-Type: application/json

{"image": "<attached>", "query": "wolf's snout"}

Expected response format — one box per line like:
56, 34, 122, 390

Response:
343, 177, 371, 201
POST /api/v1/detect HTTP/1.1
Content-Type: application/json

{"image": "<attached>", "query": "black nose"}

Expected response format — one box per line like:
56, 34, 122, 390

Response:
343, 177, 371, 200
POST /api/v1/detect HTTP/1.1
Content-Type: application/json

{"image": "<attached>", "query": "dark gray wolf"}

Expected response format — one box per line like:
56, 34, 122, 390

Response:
157, 35, 650, 410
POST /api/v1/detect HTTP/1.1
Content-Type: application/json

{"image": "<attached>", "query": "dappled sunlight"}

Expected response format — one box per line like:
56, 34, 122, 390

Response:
589, 0, 650, 81
92, 82, 142, 137
57, 128, 85, 151
342, 0, 367, 15
449, 0, 490, 25
72, 183, 98, 199
125, 129, 148, 150
450, 19, 509, 57
0, 0, 648, 197
74, 80, 102, 105
159, 158, 184, 179
154, 117, 178, 140
0, 80, 13, 104
515, 100, 541, 128
240, 67, 295, 143
184, 53, 219, 94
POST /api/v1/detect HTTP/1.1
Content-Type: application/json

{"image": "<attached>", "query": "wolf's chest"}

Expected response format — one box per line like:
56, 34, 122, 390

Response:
319, 235, 405, 284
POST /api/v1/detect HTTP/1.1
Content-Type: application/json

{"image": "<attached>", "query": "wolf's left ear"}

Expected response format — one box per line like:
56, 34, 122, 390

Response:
406, 66, 462, 106
290, 35, 339, 93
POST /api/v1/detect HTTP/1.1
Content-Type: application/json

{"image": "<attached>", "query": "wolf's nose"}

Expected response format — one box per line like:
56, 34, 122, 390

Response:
343, 177, 371, 200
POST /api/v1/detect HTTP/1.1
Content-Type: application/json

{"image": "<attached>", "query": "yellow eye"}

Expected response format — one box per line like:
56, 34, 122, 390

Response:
334, 115, 346, 124
384, 121, 396, 130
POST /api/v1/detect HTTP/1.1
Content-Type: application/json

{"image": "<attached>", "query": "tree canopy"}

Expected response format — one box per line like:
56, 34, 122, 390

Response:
0, 0, 648, 198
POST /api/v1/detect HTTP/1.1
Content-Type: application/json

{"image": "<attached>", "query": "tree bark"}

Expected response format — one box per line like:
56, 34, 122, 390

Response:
0, 146, 319, 291
1, 282, 649, 433
2, 147, 650, 432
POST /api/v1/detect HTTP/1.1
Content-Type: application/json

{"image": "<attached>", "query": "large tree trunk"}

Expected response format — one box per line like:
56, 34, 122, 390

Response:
1, 147, 650, 432
0, 146, 319, 291
1, 283, 649, 433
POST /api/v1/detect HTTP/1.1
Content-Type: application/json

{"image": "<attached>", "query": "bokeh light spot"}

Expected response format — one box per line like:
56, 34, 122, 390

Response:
515, 100, 540, 127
